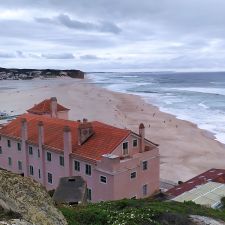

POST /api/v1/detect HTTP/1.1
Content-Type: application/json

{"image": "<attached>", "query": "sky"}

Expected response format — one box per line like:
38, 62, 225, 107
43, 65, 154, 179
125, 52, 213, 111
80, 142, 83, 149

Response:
1, 0, 225, 72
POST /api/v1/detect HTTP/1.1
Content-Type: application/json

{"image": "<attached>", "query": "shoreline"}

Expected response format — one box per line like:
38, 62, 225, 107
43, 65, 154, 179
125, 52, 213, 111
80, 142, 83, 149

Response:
1, 77, 225, 182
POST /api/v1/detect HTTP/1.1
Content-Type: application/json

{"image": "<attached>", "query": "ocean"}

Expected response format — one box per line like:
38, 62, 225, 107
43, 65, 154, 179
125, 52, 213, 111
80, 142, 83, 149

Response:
87, 72, 225, 144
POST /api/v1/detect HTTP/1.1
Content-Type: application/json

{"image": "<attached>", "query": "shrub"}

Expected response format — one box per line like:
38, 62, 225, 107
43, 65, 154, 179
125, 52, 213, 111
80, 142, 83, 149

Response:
221, 197, 225, 208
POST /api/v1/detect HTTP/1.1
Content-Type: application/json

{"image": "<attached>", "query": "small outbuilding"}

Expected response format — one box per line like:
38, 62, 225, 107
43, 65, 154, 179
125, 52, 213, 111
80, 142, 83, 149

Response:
53, 176, 87, 205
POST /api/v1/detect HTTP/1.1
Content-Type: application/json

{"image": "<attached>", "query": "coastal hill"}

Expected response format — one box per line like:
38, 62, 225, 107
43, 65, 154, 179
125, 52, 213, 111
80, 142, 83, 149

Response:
0, 67, 84, 80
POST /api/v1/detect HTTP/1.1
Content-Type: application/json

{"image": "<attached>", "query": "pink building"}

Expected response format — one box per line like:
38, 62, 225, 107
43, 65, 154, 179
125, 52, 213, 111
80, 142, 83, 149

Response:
0, 99, 160, 202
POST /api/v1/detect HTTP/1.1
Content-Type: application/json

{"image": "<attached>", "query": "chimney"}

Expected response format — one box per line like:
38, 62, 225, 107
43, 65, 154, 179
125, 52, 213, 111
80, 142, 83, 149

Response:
50, 97, 57, 118
139, 123, 145, 153
38, 121, 44, 145
21, 118, 28, 141
63, 126, 72, 176
77, 119, 94, 145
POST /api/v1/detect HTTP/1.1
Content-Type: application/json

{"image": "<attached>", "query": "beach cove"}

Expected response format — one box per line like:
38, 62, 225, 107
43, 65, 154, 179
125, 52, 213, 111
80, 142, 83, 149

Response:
0, 77, 225, 182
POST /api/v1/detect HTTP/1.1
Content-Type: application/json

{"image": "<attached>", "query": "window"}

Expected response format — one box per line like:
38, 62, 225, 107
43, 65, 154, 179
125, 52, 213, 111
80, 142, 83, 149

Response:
142, 161, 148, 170
47, 152, 51, 161
29, 146, 33, 155
8, 157, 12, 166
18, 161, 22, 170
85, 164, 91, 176
100, 176, 107, 183
0, 146, 2, 154
7, 140, 11, 148
122, 142, 128, 155
38, 169, 41, 179
143, 184, 148, 196
37, 149, 40, 158
74, 160, 80, 171
29, 165, 34, 175
17, 143, 21, 151
87, 188, 92, 201
59, 156, 64, 166
133, 139, 138, 147
131, 172, 136, 179
48, 173, 53, 184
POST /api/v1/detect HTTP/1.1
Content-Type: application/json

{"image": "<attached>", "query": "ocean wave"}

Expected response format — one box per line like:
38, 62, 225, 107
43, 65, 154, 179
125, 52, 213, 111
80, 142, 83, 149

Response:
172, 87, 225, 96
198, 102, 209, 109
88, 72, 225, 144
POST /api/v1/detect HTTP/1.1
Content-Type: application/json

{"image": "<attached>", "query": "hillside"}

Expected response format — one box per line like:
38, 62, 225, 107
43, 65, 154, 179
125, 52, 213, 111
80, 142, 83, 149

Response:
59, 198, 225, 225
0, 67, 84, 80
0, 169, 67, 225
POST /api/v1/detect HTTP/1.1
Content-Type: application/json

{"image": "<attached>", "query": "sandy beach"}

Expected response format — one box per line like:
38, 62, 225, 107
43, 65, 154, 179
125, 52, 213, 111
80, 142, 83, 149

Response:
1, 77, 225, 183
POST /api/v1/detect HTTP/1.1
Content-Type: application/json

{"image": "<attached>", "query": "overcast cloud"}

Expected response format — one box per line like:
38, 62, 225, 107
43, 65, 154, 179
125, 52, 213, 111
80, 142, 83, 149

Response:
0, 0, 225, 71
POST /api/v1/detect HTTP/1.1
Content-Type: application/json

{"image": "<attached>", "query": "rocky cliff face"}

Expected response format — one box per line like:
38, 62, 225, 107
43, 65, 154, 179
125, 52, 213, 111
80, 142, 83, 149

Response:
0, 67, 84, 80
0, 170, 67, 225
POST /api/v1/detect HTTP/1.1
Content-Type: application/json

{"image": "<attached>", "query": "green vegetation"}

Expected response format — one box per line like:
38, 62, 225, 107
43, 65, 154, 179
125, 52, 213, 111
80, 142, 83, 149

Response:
59, 199, 225, 225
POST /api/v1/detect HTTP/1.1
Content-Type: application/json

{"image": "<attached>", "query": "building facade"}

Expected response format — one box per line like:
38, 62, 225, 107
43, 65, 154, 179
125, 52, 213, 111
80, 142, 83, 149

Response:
0, 99, 160, 202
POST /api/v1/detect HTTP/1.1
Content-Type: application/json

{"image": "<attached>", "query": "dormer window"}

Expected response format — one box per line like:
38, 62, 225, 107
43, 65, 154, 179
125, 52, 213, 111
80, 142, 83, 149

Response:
122, 142, 128, 155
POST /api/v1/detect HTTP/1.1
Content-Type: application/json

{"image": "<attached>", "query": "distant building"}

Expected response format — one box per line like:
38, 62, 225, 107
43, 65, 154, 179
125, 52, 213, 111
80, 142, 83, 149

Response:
53, 176, 87, 205
172, 182, 225, 209
166, 168, 225, 198
27, 97, 70, 119
0, 99, 160, 202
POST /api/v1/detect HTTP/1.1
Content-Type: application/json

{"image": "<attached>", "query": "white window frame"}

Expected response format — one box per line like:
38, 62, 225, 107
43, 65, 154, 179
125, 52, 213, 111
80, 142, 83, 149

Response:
46, 152, 52, 162
85, 164, 92, 176
59, 155, 64, 167
18, 161, 22, 170
8, 157, 12, 166
143, 184, 148, 196
74, 160, 80, 172
122, 141, 129, 155
7, 139, 11, 148
47, 172, 53, 184
100, 175, 107, 184
132, 139, 138, 148
28, 146, 33, 155
87, 187, 92, 201
130, 171, 137, 179
38, 169, 41, 179
142, 160, 148, 170
29, 165, 34, 175
17, 142, 21, 151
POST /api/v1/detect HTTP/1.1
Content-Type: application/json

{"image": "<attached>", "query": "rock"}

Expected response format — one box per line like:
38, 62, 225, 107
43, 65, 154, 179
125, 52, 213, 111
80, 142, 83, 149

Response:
0, 170, 67, 225
0, 219, 32, 225
190, 215, 225, 225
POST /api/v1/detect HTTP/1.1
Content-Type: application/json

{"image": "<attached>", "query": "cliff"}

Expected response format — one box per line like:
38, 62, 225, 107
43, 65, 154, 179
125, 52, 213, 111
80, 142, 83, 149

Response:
0, 67, 84, 80
0, 169, 67, 225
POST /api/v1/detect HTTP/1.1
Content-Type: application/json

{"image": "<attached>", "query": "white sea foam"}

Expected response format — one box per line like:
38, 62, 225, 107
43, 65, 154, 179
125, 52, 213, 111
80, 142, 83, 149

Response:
198, 102, 209, 109
172, 87, 225, 96
88, 72, 225, 144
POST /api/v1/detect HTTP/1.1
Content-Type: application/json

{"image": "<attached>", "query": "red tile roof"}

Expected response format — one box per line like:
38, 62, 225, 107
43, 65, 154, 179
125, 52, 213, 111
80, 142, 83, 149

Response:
166, 169, 225, 197
27, 99, 69, 114
0, 114, 131, 162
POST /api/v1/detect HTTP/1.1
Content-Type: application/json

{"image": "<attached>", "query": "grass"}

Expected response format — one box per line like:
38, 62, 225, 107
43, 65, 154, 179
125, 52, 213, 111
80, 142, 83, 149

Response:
59, 198, 225, 225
